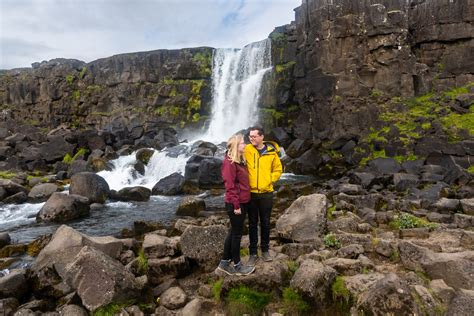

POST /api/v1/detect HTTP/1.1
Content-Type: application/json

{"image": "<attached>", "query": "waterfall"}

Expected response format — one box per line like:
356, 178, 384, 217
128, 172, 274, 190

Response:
98, 39, 272, 190
203, 39, 272, 142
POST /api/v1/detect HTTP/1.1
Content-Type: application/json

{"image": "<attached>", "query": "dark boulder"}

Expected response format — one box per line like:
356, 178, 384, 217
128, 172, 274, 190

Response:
113, 186, 151, 202
69, 172, 110, 203
184, 155, 223, 189
28, 183, 60, 202
152, 172, 185, 195
367, 158, 401, 174
37, 193, 90, 223
286, 138, 313, 159
3, 191, 28, 204
191, 141, 217, 157
136, 148, 155, 165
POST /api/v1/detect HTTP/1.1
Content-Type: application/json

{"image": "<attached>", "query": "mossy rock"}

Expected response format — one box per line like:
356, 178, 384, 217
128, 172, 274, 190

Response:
0, 244, 27, 258
135, 149, 155, 165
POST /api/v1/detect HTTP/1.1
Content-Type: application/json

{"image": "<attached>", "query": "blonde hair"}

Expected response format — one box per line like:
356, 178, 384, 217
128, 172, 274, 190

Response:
226, 134, 245, 164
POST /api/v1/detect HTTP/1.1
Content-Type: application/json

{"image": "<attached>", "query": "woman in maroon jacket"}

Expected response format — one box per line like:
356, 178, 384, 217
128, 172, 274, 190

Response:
217, 134, 255, 276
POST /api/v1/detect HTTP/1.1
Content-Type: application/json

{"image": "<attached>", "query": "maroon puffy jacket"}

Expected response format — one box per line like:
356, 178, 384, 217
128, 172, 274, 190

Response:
221, 154, 251, 209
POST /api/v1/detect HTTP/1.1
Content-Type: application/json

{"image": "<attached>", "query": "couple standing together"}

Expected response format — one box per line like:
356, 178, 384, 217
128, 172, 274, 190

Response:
217, 126, 283, 276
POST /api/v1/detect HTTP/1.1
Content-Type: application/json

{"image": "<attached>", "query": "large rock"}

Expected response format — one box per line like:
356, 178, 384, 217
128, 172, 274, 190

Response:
113, 186, 151, 201
275, 194, 327, 242
0, 179, 28, 196
152, 172, 185, 195
398, 241, 474, 289
28, 183, 60, 202
367, 158, 401, 174
64, 246, 141, 312
160, 286, 187, 310
176, 196, 206, 217
356, 273, 420, 315
460, 198, 474, 215
36, 193, 90, 223
30, 225, 125, 296
0, 232, 11, 248
180, 225, 227, 271
0, 269, 29, 299
147, 256, 190, 285
2, 192, 28, 204
184, 155, 223, 189
290, 259, 336, 305
447, 289, 474, 316
143, 233, 180, 259
393, 173, 419, 192
69, 172, 110, 203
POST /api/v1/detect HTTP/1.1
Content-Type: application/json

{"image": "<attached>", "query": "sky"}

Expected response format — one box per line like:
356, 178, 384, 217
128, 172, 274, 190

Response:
0, 0, 301, 70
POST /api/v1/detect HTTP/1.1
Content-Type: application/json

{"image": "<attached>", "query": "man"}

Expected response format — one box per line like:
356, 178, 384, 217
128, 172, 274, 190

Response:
244, 126, 283, 266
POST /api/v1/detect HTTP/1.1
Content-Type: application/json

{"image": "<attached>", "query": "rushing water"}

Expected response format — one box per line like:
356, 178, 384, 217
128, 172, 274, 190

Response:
203, 39, 272, 142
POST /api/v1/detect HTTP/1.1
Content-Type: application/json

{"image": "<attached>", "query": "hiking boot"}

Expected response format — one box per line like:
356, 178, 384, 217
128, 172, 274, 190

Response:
247, 255, 258, 267
217, 259, 236, 275
234, 262, 255, 276
261, 251, 273, 262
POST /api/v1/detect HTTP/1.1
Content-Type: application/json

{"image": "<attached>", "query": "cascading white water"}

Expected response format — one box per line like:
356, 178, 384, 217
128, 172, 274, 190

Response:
203, 39, 272, 142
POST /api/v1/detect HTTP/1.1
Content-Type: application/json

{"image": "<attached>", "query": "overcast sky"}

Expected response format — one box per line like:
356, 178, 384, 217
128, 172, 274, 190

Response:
0, 0, 300, 70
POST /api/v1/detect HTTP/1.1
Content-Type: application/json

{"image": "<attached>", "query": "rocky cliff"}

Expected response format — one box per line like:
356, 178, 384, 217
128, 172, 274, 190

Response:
267, 0, 473, 176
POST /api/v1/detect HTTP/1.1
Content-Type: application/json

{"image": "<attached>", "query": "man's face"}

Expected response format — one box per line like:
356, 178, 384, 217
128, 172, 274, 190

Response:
249, 130, 264, 147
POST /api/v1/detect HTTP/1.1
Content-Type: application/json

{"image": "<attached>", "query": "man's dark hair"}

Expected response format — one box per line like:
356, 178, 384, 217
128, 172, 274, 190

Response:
248, 126, 264, 136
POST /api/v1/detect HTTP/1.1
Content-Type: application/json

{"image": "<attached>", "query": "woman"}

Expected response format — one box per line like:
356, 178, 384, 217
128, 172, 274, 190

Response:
217, 134, 255, 276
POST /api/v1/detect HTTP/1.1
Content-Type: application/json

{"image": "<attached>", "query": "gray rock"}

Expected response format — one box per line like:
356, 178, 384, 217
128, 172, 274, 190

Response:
148, 256, 189, 285
28, 183, 60, 202
430, 198, 461, 214
429, 279, 455, 305
113, 186, 151, 202
426, 212, 452, 223
454, 213, 474, 229
180, 225, 227, 272
0, 270, 28, 299
393, 173, 419, 191
69, 172, 110, 204
460, 198, 474, 215
160, 286, 187, 310
446, 289, 474, 316
290, 259, 336, 305
36, 193, 90, 223
176, 197, 205, 217
143, 233, 180, 259
336, 244, 365, 259
367, 158, 401, 174
64, 246, 141, 312
337, 183, 364, 195
3, 192, 28, 204
275, 193, 327, 242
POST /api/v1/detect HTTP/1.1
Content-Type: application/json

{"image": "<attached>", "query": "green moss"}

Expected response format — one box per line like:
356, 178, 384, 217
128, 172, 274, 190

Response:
240, 248, 249, 257
370, 89, 383, 98
92, 301, 135, 316
79, 67, 87, 79
0, 171, 16, 179
443, 85, 471, 99
323, 233, 341, 249
63, 148, 88, 164
332, 276, 351, 310
154, 106, 180, 118
365, 127, 389, 143
389, 213, 438, 230
421, 122, 431, 130
467, 165, 474, 174
287, 260, 299, 276
226, 286, 272, 316
280, 288, 310, 315
440, 112, 474, 136
262, 108, 285, 127
66, 74, 74, 85
327, 203, 336, 220
390, 249, 400, 262
270, 32, 287, 43
212, 278, 223, 301
192, 52, 212, 77
415, 270, 431, 283
275, 61, 296, 73
71, 90, 81, 101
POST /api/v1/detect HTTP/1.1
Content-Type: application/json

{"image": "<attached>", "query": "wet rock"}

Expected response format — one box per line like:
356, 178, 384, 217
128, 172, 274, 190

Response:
113, 186, 151, 202
69, 172, 110, 204
160, 286, 187, 310
28, 183, 60, 202
191, 141, 217, 157
0, 269, 28, 299
176, 197, 205, 217
286, 138, 312, 159
180, 225, 226, 271
290, 260, 336, 306
135, 148, 154, 165
64, 246, 141, 312
68, 160, 92, 177
0, 232, 11, 249
275, 193, 327, 242
143, 233, 180, 259
357, 273, 419, 315
3, 192, 28, 204
36, 193, 90, 223
152, 172, 185, 196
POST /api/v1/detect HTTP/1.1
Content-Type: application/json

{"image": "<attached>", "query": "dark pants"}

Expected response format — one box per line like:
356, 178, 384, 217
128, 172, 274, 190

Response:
248, 193, 273, 255
223, 203, 248, 264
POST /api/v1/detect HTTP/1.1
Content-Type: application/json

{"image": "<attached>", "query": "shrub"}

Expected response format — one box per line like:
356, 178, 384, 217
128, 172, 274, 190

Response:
136, 248, 148, 274
389, 213, 438, 230
324, 233, 341, 249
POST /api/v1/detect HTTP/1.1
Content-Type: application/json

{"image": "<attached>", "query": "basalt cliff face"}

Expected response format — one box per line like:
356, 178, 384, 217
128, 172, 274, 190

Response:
267, 0, 473, 175
0, 48, 213, 133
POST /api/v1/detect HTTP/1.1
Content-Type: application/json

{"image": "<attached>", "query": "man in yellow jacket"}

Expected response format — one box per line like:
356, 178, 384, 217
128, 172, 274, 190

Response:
244, 126, 283, 265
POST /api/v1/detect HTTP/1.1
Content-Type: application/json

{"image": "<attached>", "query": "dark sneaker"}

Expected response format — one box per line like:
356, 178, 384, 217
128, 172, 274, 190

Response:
247, 255, 258, 267
234, 262, 255, 276
217, 259, 236, 275
261, 251, 273, 262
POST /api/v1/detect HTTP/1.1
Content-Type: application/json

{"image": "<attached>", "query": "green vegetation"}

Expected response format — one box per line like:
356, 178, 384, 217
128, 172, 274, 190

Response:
79, 67, 87, 79
92, 301, 135, 316
66, 74, 74, 85
390, 249, 400, 262
192, 52, 212, 77
366, 126, 389, 143
226, 286, 272, 316
86, 85, 104, 94
327, 203, 336, 220
280, 287, 310, 315
270, 32, 287, 44
287, 260, 299, 276
370, 89, 383, 99
71, 90, 81, 101
332, 276, 351, 310
275, 61, 296, 73
211, 278, 223, 301
468, 165, 474, 174
136, 248, 148, 274
389, 213, 438, 230
63, 148, 88, 164
324, 233, 341, 249
0, 171, 16, 179
191, 113, 201, 122
240, 248, 249, 257
154, 105, 180, 118
262, 108, 284, 127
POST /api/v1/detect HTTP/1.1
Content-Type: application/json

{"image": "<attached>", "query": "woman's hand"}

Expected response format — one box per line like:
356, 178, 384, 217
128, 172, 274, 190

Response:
234, 208, 241, 215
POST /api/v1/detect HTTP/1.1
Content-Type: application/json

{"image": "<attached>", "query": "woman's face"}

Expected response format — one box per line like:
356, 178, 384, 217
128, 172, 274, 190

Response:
238, 140, 245, 153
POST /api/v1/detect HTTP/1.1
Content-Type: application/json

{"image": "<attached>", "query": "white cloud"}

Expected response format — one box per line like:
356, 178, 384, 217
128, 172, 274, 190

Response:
0, 0, 300, 69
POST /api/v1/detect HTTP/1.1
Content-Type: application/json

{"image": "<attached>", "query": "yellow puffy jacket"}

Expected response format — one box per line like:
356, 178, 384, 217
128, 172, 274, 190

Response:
244, 141, 283, 193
